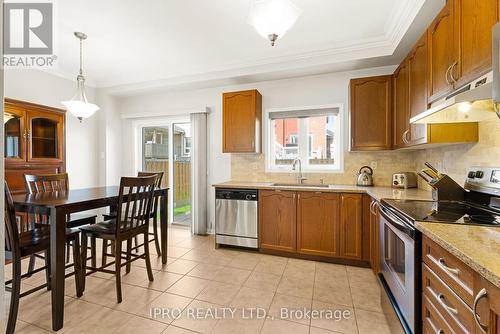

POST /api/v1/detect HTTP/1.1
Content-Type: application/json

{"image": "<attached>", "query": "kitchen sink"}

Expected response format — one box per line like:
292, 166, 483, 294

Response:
271, 183, 330, 188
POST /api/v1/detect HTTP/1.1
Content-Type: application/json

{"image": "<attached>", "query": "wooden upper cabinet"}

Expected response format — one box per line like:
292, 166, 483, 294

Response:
454, 0, 499, 87
259, 190, 296, 253
350, 75, 392, 151
408, 33, 429, 145
393, 61, 410, 149
222, 89, 262, 153
297, 192, 340, 258
339, 193, 363, 259
428, 0, 457, 103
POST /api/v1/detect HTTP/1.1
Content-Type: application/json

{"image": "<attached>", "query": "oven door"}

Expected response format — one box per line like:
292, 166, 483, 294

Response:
379, 205, 416, 333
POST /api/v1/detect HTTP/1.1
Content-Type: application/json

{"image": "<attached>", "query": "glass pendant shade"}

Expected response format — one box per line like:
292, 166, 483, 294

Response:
62, 74, 99, 121
248, 0, 302, 45
61, 32, 99, 121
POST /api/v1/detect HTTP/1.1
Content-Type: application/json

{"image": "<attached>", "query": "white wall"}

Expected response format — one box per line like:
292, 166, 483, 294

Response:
117, 65, 397, 231
4, 69, 101, 189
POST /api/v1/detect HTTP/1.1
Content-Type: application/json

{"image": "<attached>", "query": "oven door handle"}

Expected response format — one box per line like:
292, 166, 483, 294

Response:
379, 204, 416, 239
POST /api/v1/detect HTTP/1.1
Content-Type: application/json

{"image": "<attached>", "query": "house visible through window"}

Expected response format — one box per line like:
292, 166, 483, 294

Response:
266, 106, 342, 172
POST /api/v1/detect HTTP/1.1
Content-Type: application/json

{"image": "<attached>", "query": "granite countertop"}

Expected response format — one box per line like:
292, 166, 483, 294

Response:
213, 180, 500, 288
212, 181, 433, 201
415, 222, 500, 288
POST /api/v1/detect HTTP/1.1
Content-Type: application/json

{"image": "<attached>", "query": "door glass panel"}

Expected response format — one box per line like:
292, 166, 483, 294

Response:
173, 123, 191, 225
31, 118, 58, 158
142, 127, 169, 187
384, 225, 406, 285
4, 113, 22, 159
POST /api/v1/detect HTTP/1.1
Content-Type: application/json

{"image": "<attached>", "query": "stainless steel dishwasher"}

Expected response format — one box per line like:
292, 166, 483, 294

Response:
215, 188, 258, 248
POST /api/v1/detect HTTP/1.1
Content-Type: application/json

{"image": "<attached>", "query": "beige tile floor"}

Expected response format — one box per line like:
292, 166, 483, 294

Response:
5, 226, 404, 334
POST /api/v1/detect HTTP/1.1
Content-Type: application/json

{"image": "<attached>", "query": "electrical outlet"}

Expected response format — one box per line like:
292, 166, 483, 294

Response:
370, 161, 378, 170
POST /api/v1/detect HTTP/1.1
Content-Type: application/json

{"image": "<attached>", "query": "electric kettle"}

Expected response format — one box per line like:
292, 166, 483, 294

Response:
356, 166, 374, 186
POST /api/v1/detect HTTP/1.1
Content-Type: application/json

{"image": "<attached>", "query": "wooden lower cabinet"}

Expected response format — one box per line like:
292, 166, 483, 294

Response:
421, 235, 500, 334
259, 190, 367, 263
297, 192, 340, 257
474, 274, 500, 334
259, 190, 297, 253
367, 197, 380, 274
339, 193, 363, 259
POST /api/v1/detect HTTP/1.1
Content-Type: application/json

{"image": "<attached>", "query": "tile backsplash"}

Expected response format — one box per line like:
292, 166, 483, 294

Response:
231, 119, 500, 189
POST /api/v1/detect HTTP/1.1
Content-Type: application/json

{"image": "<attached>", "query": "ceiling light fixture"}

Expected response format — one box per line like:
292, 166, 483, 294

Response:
61, 32, 99, 121
248, 0, 302, 46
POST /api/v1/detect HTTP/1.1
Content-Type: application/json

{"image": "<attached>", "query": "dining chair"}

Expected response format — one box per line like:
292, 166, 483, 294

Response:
80, 175, 157, 302
23, 173, 97, 275
101, 171, 163, 265
4, 182, 83, 334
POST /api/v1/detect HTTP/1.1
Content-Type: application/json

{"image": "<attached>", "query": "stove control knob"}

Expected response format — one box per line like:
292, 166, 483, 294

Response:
475, 171, 484, 178
393, 180, 399, 186
468, 171, 476, 178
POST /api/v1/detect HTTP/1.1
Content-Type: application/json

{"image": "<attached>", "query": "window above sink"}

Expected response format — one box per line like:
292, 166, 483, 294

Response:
264, 104, 344, 173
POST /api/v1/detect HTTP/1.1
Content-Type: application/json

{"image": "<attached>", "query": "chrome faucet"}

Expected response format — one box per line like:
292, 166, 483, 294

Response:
292, 158, 307, 184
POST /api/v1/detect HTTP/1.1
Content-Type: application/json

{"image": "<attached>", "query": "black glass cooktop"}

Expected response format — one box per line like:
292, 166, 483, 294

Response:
382, 199, 500, 227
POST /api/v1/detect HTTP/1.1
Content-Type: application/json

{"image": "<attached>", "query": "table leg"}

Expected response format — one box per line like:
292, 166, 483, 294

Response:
50, 207, 66, 331
160, 193, 168, 264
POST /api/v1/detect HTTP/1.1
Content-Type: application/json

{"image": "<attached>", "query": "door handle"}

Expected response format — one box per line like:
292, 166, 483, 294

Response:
402, 130, 410, 144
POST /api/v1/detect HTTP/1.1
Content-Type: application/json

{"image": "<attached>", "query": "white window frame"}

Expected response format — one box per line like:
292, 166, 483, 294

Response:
264, 104, 344, 173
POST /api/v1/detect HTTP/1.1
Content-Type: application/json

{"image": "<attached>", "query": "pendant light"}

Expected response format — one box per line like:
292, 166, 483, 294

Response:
248, 0, 302, 46
61, 32, 99, 121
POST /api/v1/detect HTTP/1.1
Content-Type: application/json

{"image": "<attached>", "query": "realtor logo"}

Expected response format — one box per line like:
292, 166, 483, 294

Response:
4, 2, 53, 54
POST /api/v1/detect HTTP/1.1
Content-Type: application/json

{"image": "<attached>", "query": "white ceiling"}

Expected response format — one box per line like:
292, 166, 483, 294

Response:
49, 0, 442, 93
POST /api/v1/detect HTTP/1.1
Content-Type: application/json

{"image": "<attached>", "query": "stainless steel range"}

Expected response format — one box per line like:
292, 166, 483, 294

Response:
378, 166, 500, 334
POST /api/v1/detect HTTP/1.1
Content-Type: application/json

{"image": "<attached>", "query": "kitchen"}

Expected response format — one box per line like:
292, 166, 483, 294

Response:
2, 0, 500, 334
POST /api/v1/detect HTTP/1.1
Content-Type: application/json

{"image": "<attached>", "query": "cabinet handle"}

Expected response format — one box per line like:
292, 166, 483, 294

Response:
445, 65, 452, 85
370, 201, 376, 214
473, 288, 488, 333
402, 130, 410, 144
438, 258, 460, 276
437, 293, 458, 315
449, 61, 458, 83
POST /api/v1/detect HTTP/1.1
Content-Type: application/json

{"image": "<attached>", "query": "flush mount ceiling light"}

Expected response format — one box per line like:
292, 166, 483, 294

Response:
248, 0, 302, 46
61, 32, 99, 121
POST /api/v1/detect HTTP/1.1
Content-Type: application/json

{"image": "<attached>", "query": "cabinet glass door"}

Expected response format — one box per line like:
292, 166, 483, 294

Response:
31, 118, 58, 158
27, 111, 63, 162
4, 111, 25, 161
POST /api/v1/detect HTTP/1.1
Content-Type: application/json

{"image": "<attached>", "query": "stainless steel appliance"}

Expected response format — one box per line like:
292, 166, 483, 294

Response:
215, 188, 258, 248
410, 22, 500, 124
392, 172, 417, 189
378, 203, 420, 334
356, 166, 373, 186
379, 166, 500, 334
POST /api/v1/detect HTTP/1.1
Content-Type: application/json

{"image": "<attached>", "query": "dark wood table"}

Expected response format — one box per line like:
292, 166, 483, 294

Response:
12, 186, 169, 331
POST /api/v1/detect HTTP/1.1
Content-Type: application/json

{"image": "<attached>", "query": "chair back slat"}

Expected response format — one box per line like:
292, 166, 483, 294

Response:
23, 173, 70, 225
24, 173, 69, 194
4, 182, 20, 253
137, 171, 163, 218
116, 176, 156, 235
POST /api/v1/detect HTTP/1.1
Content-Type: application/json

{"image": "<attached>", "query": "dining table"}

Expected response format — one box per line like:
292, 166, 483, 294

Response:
12, 186, 169, 331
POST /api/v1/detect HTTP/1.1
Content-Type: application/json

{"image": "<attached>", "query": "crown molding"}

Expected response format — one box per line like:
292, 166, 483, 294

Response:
45, 0, 427, 92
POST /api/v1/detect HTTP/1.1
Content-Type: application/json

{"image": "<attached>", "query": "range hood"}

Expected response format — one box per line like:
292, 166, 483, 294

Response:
410, 72, 497, 124
410, 23, 500, 124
